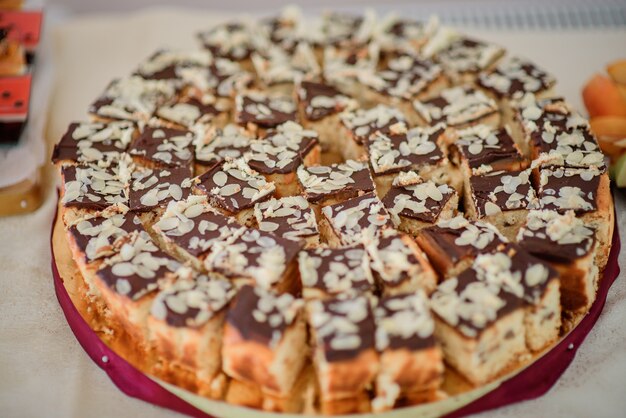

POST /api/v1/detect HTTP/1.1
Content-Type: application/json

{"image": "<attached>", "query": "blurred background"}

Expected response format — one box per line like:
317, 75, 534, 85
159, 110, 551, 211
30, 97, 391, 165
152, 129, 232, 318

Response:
47, 0, 626, 29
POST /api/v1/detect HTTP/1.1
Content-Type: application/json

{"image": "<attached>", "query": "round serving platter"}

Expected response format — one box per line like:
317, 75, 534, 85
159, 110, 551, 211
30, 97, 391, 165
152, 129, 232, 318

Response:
51, 198, 621, 418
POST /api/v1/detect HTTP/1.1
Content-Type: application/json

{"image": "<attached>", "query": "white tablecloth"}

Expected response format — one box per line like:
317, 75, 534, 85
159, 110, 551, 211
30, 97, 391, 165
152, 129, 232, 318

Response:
0, 8, 625, 418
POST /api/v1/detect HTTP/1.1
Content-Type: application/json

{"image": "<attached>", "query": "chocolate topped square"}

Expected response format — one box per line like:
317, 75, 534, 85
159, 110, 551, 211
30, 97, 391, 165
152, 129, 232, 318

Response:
514, 95, 588, 137
412, 86, 498, 127
235, 91, 297, 129
89, 76, 177, 122
252, 42, 320, 87
299, 245, 374, 298
247, 121, 318, 174
129, 126, 195, 168
452, 125, 525, 172
322, 192, 392, 245
471, 244, 558, 305
382, 171, 457, 224
194, 159, 276, 213
297, 80, 356, 121
430, 270, 523, 338
61, 163, 129, 210
532, 128, 604, 169
226, 284, 303, 347
205, 228, 302, 289
150, 272, 236, 328
259, 7, 304, 52
155, 95, 227, 128
129, 166, 192, 212
97, 231, 181, 301
469, 169, 536, 217
517, 210, 595, 264
297, 160, 374, 204
376, 17, 429, 54
375, 291, 436, 352
52, 121, 135, 165
366, 228, 436, 293
436, 37, 504, 77
418, 216, 507, 267
340, 104, 407, 146
176, 58, 254, 97
197, 22, 255, 61
135, 49, 213, 80
361, 54, 444, 100
367, 124, 445, 176
478, 56, 555, 100
153, 196, 243, 259
69, 212, 143, 262
254, 196, 319, 243
195, 124, 252, 168
308, 294, 376, 362
537, 166, 603, 214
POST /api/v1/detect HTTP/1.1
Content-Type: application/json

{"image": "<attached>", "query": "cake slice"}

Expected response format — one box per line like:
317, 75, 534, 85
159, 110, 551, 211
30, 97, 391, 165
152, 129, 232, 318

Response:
295, 80, 358, 163
193, 158, 276, 226
134, 48, 213, 81
471, 244, 561, 352
323, 43, 379, 102
128, 165, 193, 224
307, 295, 378, 414
148, 270, 235, 398
204, 227, 302, 293
477, 56, 556, 123
94, 230, 182, 354
338, 104, 407, 161
234, 91, 297, 136
430, 271, 526, 386
152, 195, 244, 271
517, 210, 599, 324
320, 192, 392, 247
88, 76, 177, 122
464, 168, 537, 241
509, 94, 589, 157
536, 166, 613, 268
194, 124, 252, 174
60, 161, 130, 225
51, 121, 135, 167
246, 121, 321, 196
154, 94, 230, 129
197, 21, 256, 63
251, 42, 320, 95
128, 126, 195, 169
448, 125, 527, 193
359, 54, 448, 124
415, 216, 507, 279
375, 16, 433, 56
65, 208, 144, 313
373, 291, 443, 411
254, 196, 320, 248
177, 56, 254, 99
412, 86, 499, 129
435, 37, 505, 84
298, 245, 374, 300
366, 228, 438, 296
366, 123, 460, 196
381, 171, 458, 235
222, 285, 309, 412
297, 159, 375, 220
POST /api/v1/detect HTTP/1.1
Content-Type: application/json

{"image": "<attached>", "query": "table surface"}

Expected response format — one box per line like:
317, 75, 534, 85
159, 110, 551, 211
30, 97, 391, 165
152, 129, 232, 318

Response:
1, 6, 625, 418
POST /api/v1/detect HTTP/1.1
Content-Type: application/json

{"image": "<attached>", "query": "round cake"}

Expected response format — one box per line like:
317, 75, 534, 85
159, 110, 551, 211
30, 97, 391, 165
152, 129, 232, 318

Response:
51, 6, 614, 415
